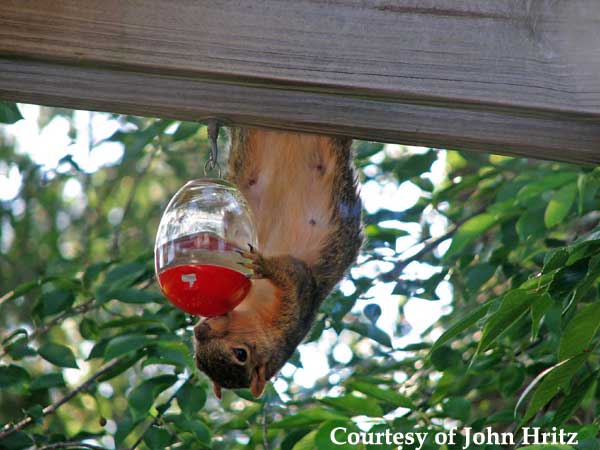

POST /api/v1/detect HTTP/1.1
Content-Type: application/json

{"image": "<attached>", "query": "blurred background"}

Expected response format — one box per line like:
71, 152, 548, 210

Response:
1, 103, 599, 450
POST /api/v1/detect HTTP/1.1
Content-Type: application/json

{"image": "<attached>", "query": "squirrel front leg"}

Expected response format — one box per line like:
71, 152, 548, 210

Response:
239, 246, 314, 299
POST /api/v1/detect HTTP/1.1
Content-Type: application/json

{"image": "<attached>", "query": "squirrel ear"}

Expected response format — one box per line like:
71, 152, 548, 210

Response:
212, 382, 222, 400
250, 365, 267, 398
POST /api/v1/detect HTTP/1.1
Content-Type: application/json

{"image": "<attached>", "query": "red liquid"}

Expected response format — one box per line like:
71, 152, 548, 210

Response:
158, 264, 251, 317
156, 232, 252, 316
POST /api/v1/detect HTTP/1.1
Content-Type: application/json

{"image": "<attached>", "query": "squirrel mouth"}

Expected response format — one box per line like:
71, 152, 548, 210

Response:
196, 312, 231, 339
201, 311, 230, 324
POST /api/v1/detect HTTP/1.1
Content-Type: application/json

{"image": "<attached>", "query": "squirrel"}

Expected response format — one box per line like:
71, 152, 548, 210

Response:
193, 127, 363, 399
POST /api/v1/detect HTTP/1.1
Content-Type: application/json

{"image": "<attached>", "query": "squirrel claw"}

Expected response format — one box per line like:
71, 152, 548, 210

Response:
236, 243, 257, 261
237, 247, 267, 279
237, 261, 255, 271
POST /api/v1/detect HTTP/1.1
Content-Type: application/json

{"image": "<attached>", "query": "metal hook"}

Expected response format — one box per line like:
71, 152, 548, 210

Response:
204, 119, 222, 178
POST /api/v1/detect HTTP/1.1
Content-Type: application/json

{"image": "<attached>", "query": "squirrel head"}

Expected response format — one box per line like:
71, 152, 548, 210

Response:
193, 312, 277, 399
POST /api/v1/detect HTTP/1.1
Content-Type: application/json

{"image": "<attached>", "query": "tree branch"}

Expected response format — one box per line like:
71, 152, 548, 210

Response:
0, 357, 124, 441
381, 206, 488, 281
0, 299, 97, 360
262, 401, 270, 450
110, 139, 160, 257
37, 442, 106, 450
127, 375, 194, 450
380, 227, 458, 282
1, 278, 153, 360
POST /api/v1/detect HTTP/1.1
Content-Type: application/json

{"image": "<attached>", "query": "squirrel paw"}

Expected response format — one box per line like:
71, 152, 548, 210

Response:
236, 244, 268, 279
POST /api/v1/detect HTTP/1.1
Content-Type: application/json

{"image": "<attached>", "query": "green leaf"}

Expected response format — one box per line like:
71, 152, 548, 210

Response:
319, 395, 382, 417
99, 316, 167, 331
445, 213, 498, 258
0, 281, 40, 305
270, 408, 346, 429
282, 429, 312, 450
144, 340, 194, 370
520, 353, 587, 423
412, 176, 434, 192
165, 414, 211, 443
177, 383, 207, 417
35, 289, 75, 317
0, 364, 30, 388
531, 293, 553, 340
4, 337, 37, 360
87, 338, 110, 360
172, 122, 200, 141
79, 318, 100, 340
346, 323, 392, 348
465, 263, 496, 292
553, 371, 597, 425
431, 346, 463, 370
1, 329, 28, 346
498, 364, 526, 398
477, 290, 536, 354
104, 334, 155, 360
128, 375, 178, 419
543, 249, 570, 274
516, 208, 546, 242
110, 288, 164, 304
549, 259, 590, 298
544, 182, 577, 228
355, 141, 384, 161
305, 320, 325, 344
365, 224, 409, 245
394, 150, 437, 181
516, 172, 578, 203
346, 380, 414, 409
292, 430, 318, 450
106, 120, 171, 161
0, 431, 33, 449
397, 342, 431, 351
577, 424, 600, 442
518, 446, 574, 450
115, 414, 142, 446
577, 172, 600, 216
26, 404, 44, 422
442, 397, 471, 422
0, 102, 24, 124
96, 352, 141, 382
38, 342, 79, 369
573, 255, 600, 302
315, 420, 364, 450
143, 425, 173, 450
83, 261, 112, 288
431, 299, 497, 352
558, 301, 600, 361
95, 262, 148, 303
29, 373, 66, 391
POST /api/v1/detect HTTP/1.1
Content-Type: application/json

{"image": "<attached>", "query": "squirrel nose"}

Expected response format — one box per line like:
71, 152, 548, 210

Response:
207, 314, 230, 334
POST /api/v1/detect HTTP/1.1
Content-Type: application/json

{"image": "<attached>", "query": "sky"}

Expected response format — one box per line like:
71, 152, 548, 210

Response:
0, 104, 453, 394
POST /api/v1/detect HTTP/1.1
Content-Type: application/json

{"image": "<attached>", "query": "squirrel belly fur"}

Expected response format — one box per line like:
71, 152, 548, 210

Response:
194, 127, 363, 398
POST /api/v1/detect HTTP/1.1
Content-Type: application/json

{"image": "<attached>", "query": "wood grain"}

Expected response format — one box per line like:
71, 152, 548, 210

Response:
0, 0, 599, 162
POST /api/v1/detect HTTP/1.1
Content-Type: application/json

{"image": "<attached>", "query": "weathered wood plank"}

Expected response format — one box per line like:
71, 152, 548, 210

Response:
1, 58, 599, 164
0, 0, 599, 162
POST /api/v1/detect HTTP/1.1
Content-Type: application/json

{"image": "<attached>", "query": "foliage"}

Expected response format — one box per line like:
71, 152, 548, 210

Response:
1, 103, 600, 449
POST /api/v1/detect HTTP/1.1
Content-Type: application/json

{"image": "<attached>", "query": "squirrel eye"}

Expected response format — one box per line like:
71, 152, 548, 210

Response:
233, 348, 248, 363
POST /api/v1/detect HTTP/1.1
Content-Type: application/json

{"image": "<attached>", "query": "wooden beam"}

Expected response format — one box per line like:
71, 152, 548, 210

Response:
1, 1, 599, 163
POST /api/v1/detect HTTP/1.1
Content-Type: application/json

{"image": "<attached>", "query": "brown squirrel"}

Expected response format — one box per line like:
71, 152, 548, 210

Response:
193, 127, 363, 398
